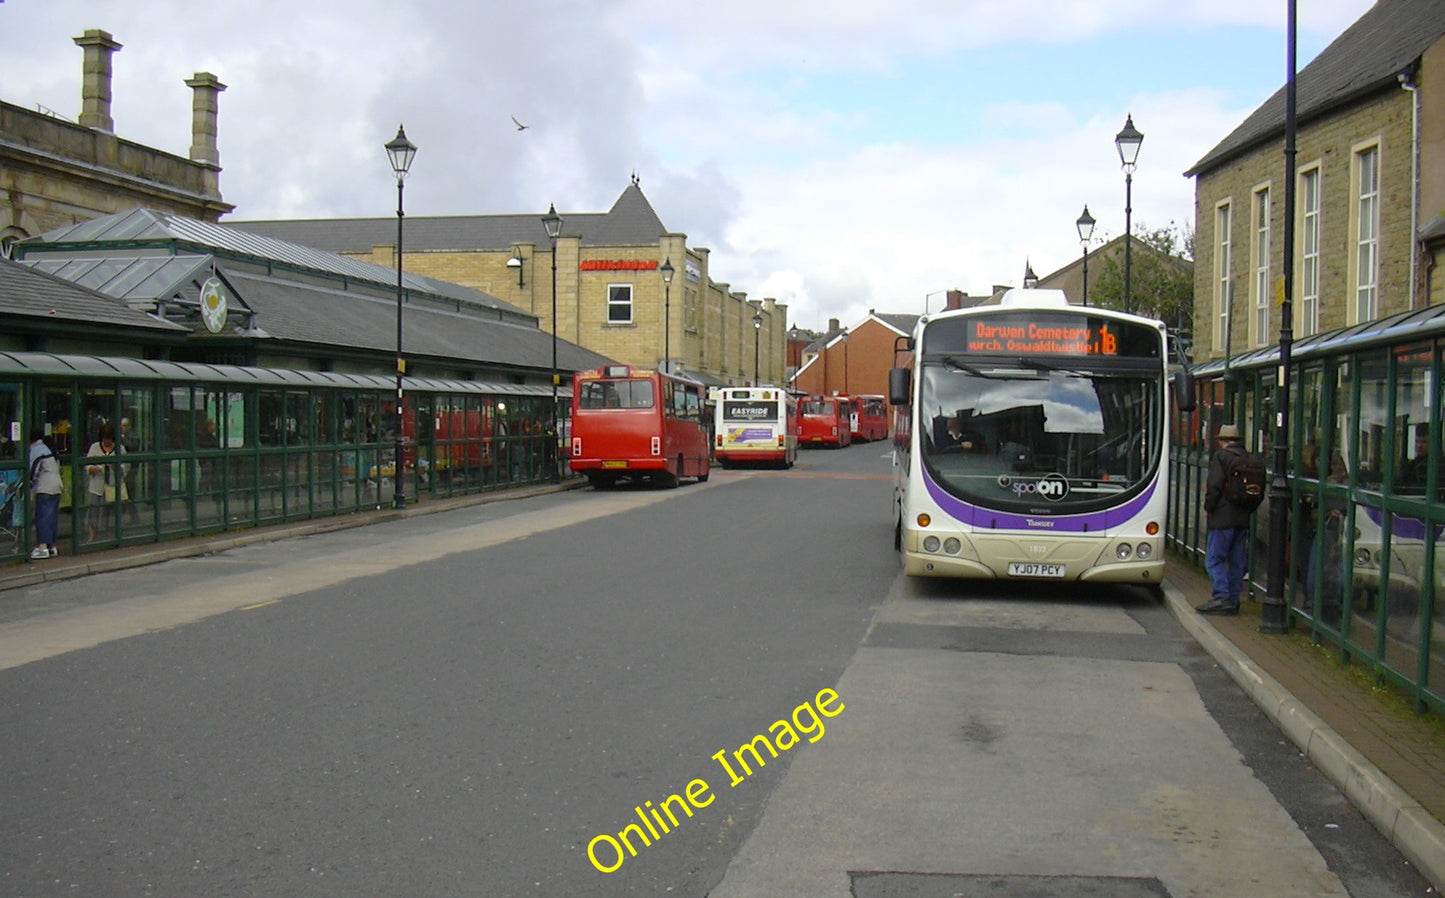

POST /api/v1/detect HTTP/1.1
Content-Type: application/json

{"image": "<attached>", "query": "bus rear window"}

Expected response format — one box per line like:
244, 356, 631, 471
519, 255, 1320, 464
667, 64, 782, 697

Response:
579, 379, 655, 409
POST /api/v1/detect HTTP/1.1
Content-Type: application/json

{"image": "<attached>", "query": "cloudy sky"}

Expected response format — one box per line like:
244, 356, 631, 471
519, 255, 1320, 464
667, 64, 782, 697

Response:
2, 0, 1374, 332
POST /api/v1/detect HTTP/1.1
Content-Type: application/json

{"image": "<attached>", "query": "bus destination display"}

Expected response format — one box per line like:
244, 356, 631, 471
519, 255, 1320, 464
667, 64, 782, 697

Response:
933, 313, 1160, 359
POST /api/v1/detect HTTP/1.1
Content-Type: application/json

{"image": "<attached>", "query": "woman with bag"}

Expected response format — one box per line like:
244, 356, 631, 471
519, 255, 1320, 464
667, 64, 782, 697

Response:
27, 428, 61, 559
84, 422, 126, 542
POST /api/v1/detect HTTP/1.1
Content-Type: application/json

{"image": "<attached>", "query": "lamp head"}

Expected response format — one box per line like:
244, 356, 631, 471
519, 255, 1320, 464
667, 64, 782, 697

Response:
385, 125, 417, 182
660, 257, 675, 286
1115, 114, 1143, 170
542, 203, 563, 240
1076, 205, 1096, 244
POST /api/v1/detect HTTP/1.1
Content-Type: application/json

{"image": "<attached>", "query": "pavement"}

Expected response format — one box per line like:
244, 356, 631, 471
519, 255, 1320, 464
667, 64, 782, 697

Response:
2, 491, 1442, 891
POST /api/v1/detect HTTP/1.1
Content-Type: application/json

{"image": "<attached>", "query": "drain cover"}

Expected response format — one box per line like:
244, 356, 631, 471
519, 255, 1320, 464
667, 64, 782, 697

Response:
850, 872, 1172, 898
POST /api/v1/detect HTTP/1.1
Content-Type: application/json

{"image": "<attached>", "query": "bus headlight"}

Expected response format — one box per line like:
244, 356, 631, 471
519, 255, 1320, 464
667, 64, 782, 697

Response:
1355, 548, 1373, 567
1115, 543, 1133, 560
923, 535, 941, 553
943, 538, 961, 554
1136, 542, 1153, 560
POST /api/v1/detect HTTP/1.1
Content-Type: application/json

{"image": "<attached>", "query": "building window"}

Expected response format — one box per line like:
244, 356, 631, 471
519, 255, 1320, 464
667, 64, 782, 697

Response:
1354, 145, 1380, 323
607, 284, 633, 324
1252, 185, 1271, 347
1215, 201, 1232, 353
1300, 167, 1321, 337
684, 287, 698, 333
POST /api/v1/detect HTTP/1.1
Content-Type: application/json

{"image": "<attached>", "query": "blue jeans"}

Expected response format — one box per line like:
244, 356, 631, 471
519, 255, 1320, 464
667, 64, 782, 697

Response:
34, 492, 60, 547
1206, 526, 1249, 604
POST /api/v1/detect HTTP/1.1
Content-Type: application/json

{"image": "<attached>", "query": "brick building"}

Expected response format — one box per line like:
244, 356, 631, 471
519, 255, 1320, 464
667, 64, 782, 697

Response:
791, 310, 920, 406
1185, 0, 1445, 361
232, 179, 787, 388
0, 29, 232, 256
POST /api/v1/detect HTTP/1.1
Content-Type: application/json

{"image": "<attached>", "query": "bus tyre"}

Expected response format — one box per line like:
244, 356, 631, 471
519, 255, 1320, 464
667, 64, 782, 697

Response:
696, 461, 709, 483
894, 516, 903, 552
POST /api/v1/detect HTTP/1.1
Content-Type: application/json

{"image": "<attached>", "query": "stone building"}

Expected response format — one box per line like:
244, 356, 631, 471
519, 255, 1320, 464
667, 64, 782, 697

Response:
0, 29, 232, 256
231, 179, 787, 388
1184, 0, 1445, 362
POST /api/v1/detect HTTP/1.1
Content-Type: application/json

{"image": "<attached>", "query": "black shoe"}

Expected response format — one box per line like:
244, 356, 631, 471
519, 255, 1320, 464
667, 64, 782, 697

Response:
1196, 600, 1240, 616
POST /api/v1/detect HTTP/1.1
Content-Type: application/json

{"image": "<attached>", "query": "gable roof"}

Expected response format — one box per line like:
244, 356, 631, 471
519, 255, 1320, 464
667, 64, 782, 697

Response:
18, 207, 528, 320
11, 211, 615, 376
873, 312, 919, 336
228, 182, 670, 253
1186, 0, 1445, 176
0, 258, 188, 337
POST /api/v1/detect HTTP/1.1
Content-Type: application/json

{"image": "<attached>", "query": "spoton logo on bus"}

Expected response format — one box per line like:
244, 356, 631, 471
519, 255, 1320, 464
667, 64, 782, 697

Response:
999, 473, 1071, 501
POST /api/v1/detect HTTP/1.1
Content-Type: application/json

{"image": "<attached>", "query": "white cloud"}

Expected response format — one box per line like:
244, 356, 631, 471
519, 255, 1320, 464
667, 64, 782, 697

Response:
1, 0, 1377, 335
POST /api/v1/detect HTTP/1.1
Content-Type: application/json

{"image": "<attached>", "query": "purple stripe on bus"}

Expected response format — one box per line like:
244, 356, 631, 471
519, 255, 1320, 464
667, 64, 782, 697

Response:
921, 468, 1158, 533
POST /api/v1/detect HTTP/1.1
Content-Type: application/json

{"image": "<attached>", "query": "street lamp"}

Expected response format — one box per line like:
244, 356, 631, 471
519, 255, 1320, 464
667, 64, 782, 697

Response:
1115, 114, 1143, 314
660, 257, 675, 373
542, 203, 563, 482
385, 124, 417, 509
1076, 205, 1096, 306
752, 310, 763, 383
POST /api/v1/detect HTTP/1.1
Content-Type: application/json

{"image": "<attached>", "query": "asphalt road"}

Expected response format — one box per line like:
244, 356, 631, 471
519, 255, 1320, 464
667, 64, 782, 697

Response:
0, 443, 1432, 896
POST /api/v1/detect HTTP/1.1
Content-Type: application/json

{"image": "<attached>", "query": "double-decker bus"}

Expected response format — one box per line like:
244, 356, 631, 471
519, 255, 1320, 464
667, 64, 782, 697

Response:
712, 386, 798, 468
570, 365, 711, 489
849, 394, 890, 442
890, 288, 1191, 591
799, 395, 853, 448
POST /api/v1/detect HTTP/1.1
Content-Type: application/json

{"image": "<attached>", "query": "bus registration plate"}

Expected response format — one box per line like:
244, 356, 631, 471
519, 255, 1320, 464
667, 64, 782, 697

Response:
1008, 562, 1066, 578
602, 460, 628, 469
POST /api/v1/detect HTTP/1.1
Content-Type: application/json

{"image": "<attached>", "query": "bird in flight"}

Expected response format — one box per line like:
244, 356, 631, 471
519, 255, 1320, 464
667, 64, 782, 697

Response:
511, 116, 529, 131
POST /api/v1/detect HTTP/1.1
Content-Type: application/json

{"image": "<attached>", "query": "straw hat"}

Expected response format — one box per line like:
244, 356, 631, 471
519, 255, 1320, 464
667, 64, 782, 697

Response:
1217, 424, 1241, 439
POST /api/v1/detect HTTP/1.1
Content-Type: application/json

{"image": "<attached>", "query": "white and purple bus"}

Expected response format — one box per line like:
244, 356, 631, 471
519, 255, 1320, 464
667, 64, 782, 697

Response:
890, 288, 1190, 592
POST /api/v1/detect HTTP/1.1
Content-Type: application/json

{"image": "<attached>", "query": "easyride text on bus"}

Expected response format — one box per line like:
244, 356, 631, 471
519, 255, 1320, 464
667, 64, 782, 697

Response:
570, 366, 711, 489
798, 395, 852, 448
711, 386, 798, 468
889, 288, 1193, 592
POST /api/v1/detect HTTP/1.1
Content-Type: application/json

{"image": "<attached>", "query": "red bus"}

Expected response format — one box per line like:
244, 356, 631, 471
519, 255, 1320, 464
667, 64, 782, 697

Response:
849, 393, 889, 442
798, 395, 852, 448
570, 365, 711, 488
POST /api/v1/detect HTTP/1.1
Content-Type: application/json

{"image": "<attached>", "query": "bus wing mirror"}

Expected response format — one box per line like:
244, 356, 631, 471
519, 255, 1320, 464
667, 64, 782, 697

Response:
888, 368, 911, 406
1174, 371, 1196, 413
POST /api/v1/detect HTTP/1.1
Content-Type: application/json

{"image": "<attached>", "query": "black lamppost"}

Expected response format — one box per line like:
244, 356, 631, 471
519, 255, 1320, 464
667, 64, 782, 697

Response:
1076, 205, 1096, 306
752, 310, 763, 383
1115, 114, 1143, 314
660, 257, 675, 373
1262, 0, 1299, 635
542, 203, 563, 482
385, 124, 416, 509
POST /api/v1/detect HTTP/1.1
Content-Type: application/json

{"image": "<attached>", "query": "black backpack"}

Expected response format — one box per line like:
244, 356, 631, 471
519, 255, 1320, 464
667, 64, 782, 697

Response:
1223, 447, 1267, 510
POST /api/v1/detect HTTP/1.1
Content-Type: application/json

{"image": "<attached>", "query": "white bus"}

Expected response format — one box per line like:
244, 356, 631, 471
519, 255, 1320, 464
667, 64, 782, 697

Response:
890, 289, 1191, 592
711, 386, 798, 469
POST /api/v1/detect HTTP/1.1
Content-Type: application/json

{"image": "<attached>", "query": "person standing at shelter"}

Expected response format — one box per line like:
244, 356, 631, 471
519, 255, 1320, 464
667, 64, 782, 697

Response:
1198, 424, 1254, 615
27, 429, 61, 559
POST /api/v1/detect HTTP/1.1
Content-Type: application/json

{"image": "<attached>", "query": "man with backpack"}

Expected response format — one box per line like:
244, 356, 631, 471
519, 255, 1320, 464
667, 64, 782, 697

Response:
1198, 423, 1265, 615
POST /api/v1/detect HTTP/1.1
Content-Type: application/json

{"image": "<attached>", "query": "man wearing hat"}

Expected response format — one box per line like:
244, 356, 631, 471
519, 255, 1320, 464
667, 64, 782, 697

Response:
1198, 423, 1252, 615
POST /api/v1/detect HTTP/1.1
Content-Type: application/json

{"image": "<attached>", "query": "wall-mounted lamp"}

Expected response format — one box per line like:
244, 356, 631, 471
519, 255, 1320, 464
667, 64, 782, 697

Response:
507, 249, 525, 287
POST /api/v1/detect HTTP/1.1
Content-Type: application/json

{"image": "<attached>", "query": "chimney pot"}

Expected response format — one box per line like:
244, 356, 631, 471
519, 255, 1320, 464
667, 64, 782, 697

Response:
73, 29, 122, 132
185, 72, 227, 168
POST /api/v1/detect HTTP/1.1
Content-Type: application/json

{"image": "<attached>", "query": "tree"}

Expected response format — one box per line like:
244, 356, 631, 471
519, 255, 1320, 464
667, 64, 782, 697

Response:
1088, 221, 1194, 361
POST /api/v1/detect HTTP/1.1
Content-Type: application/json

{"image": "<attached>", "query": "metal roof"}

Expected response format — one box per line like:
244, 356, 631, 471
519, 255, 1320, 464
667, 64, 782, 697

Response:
0, 258, 189, 334
0, 351, 569, 396
18, 208, 531, 320
1190, 303, 1445, 376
